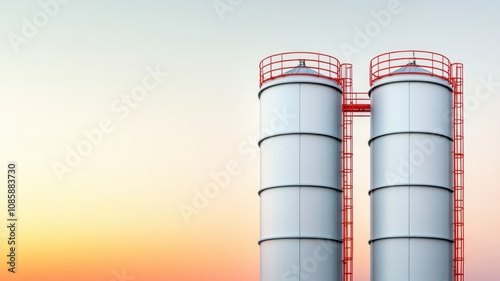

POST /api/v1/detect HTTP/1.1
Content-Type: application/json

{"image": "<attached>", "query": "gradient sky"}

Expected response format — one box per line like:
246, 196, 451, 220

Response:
0, 0, 499, 280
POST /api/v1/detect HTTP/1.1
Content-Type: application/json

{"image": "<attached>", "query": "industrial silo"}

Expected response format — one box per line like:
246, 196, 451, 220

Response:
369, 51, 454, 281
258, 52, 347, 281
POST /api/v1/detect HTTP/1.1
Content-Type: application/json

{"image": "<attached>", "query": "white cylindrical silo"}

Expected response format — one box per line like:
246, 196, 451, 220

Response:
259, 53, 343, 281
369, 52, 453, 281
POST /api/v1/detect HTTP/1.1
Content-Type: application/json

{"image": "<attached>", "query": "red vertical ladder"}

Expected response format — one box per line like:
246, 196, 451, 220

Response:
340, 64, 371, 281
341, 63, 354, 281
452, 63, 465, 281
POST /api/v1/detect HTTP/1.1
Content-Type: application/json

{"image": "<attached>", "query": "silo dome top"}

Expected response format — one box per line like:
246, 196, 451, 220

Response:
284, 60, 319, 75
391, 62, 432, 74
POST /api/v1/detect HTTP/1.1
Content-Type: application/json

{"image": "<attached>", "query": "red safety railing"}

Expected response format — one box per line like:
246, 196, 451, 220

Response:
342, 92, 371, 117
369, 50, 452, 86
451, 62, 465, 281
259, 52, 341, 87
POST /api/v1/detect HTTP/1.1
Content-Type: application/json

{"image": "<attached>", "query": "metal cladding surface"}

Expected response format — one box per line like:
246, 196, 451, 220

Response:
259, 73, 343, 281
369, 73, 453, 281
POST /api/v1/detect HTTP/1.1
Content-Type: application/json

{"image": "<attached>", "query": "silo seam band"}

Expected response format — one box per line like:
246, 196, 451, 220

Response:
258, 236, 342, 245
368, 184, 453, 195
258, 81, 342, 99
259, 184, 342, 196
368, 235, 454, 244
368, 131, 452, 145
258, 132, 341, 146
